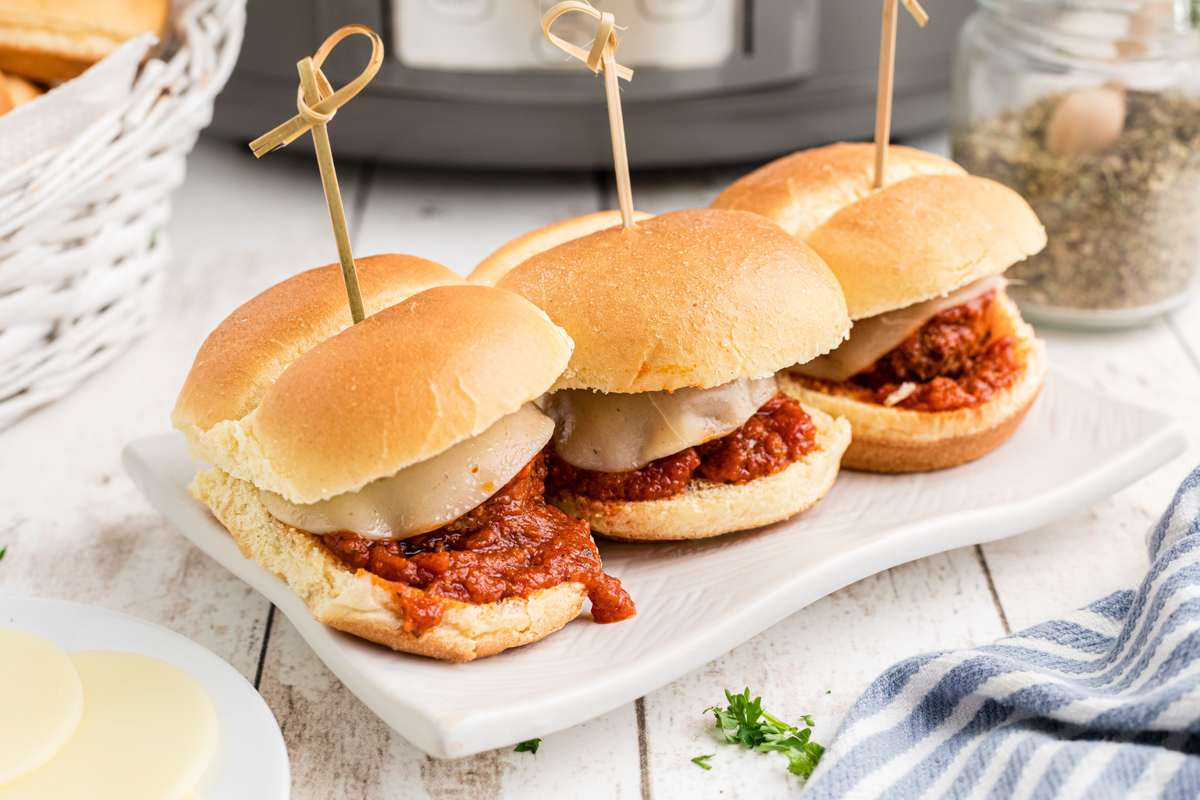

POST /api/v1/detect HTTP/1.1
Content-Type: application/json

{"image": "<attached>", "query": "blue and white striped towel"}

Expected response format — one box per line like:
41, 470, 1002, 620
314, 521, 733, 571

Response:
804, 465, 1200, 799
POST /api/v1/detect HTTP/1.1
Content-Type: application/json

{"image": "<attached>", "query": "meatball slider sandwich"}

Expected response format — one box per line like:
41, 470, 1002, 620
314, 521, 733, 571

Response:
174, 257, 634, 662
713, 145, 1048, 472
496, 208, 853, 541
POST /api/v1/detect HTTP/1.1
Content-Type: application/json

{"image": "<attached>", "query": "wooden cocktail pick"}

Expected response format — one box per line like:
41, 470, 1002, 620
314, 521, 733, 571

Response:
541, 2, 637, 229
874, 0, 929, 189
249, 26, 384, 324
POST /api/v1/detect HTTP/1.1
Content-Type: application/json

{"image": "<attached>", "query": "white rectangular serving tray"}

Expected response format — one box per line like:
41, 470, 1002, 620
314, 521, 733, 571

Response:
124, 373, 1187, 759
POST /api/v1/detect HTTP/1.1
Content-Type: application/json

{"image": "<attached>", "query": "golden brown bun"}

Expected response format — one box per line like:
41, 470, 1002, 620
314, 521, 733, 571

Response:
191, 468, 587, 663
777, 293, 1047, 472
0, 0, 168, 83
469, 209, 655, 287
184, 285, 574, 505
710, 143, 966, 240
173, 254, 463, 437
4, 70, 39, 105
498, 208, 850, 394
553, 404, 850, 540
807, 175, 1047, 319
0, 67, 11, 113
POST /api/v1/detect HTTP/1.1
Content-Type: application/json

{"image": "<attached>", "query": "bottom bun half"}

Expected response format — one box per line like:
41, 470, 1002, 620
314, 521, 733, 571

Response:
552, 404, 851, 541
777, 295, 1047, 473
190, 468, 586, 663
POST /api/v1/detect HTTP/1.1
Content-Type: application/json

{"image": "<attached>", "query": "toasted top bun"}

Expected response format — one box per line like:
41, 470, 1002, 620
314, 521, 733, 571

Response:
497, 208, 849, 394
179, 284, 573, 504
5, 72, 41, 105
807, 175, 1047, 319
710, 142, 966, 240
174, 254, 464, 437
470, 209, 655, 287
0, 0, 169, 82
0, 68, 12, 114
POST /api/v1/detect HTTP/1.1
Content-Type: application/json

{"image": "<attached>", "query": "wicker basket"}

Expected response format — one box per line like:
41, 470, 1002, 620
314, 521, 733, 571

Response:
0, 0, 246, 431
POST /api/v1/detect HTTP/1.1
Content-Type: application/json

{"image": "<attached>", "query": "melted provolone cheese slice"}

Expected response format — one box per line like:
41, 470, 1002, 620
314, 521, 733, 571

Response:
793, 276, 1006, 382
0, 650, 218, 800
545, 377, 779, 473
0, 628, 84, 787
262, 402, 555, 540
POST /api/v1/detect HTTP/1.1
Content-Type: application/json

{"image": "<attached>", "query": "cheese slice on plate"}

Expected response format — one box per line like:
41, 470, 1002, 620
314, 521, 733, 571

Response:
0, 650, 218, 800
0, 628, 85, 786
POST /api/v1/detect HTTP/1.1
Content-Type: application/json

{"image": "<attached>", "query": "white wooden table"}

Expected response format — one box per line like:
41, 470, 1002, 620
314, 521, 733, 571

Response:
2, 133, 1198, 799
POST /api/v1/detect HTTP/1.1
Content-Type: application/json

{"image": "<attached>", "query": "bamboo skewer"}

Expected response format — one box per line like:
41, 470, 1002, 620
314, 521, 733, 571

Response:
249, 26, 384, 324
297, 57, 364, 323
874, 0, 930, 190
541, 2, 637, 229
603, 49, 636, 229
873, 0, 899, 191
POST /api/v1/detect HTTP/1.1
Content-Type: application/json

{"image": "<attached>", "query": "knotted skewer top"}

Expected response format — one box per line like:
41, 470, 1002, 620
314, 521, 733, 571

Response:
541, 1, 638, 229
540, 1, 633, 82
248, 26, 384, 325
250, 25, 384, 158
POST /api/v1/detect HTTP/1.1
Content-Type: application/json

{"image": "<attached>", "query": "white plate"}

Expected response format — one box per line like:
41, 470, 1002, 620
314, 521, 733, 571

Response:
0, 596, 290, 799
124, 373, 1186, 760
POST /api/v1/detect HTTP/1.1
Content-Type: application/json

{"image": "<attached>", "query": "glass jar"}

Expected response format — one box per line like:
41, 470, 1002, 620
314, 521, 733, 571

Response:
952, 0, 1200, 329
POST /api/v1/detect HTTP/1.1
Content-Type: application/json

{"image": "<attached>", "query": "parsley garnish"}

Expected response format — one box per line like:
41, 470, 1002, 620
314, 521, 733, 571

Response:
692, 754, 715, 770
704, 688, 825, 779
0, 545, 6, 562
514, 738, 541, 754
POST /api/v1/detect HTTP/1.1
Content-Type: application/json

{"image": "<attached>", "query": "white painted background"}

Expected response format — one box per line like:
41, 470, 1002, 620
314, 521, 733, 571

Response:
1, 132, 1197, 799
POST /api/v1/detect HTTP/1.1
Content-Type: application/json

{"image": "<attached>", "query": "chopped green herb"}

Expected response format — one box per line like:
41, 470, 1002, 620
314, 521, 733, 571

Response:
0, 545, 7, 562
513, 738, 541, 754
704, 688, 826, 779
692, 754, 715, 770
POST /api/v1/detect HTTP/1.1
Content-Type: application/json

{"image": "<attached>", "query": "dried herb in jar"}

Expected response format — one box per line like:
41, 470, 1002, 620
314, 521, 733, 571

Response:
953, 90, 1200, 311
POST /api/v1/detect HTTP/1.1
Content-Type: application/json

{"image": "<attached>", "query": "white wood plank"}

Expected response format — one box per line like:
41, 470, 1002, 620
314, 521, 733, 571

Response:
257, 612, 643, 799
0, 136, 364, 680
641, 546, 1007, 800
354, 167, 601, 278
1168, 293, 1200, 372
981, 323, 1200, 633
169, 138, 361, 311
613, 166, 753, 215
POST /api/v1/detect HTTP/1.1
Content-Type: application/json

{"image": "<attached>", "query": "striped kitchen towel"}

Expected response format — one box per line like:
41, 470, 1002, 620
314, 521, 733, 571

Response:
804, 465, 1200, 800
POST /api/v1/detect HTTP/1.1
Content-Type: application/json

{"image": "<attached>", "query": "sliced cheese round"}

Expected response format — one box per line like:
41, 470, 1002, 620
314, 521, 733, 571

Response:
0, 628, 84, 787
545, 377, 779, 473
262, 401, 555, 540
0, 650, 218, 800
792, 275, 1006, 382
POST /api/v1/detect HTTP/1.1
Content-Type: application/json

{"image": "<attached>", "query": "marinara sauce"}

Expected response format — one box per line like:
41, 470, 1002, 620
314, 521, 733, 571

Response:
321, 454, 635, 634
791, 291, 1022, 412
546, 393, 818, 503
